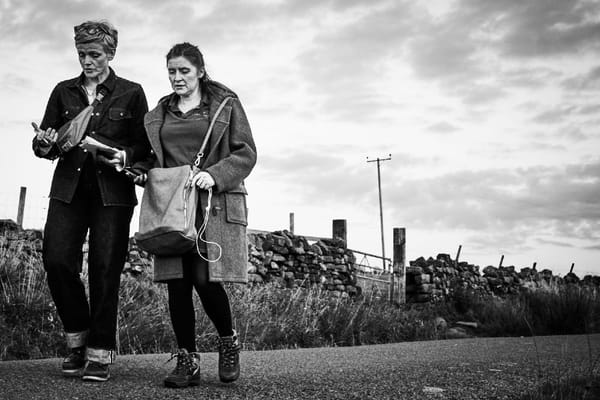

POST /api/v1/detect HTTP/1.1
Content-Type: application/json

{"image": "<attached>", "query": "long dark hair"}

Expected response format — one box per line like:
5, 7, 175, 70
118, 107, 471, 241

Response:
166, 42, 211, 90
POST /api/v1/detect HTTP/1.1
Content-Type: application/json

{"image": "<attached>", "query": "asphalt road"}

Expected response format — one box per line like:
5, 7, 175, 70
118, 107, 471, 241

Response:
0, 334, 598, 400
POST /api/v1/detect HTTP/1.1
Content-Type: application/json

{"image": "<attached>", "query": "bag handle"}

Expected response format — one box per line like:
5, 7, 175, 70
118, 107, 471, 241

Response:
192, 97, 232, 169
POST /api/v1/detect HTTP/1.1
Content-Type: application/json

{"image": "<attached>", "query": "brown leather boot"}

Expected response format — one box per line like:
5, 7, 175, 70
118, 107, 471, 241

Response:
164, 349, 201, 388
218, 330, 240, 383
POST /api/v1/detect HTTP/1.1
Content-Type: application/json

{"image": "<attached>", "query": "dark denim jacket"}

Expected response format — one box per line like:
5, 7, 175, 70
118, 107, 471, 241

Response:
33, 68, 149, 206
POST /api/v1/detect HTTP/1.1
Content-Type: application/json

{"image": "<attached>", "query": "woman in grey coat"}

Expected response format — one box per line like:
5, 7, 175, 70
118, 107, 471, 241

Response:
134, 42, 256, 388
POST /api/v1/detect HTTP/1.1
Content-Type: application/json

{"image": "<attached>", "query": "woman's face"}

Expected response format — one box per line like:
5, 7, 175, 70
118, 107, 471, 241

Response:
76, 42, 111, 80
167, 56, 204, 98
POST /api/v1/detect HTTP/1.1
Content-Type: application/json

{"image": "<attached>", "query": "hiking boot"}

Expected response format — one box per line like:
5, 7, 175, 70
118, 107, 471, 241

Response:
218, 330, 240, 383
62, 347, 86, 377
164, 349, 201, 388
82, 361, 110, 382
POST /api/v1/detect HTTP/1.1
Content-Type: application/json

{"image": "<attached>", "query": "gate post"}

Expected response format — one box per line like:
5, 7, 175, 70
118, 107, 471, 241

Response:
17, 186, 27, 227
391, 227, 406, 304
332, 219, 347, 245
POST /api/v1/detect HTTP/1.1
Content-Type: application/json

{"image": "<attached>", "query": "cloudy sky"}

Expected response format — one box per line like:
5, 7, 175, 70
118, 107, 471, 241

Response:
1, 0, 599, 276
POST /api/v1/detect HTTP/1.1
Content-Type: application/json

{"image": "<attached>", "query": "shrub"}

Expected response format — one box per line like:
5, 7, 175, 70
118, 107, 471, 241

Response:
0, 241, 63, 360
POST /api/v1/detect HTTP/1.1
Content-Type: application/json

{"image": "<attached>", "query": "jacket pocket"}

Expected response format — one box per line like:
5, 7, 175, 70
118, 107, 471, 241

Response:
224, 193, 247, 226
63, 106, 82, 120
109, 107, 132, 120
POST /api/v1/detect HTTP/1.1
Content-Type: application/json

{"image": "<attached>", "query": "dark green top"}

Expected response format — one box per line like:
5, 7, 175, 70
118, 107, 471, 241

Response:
160, 93, 210, 168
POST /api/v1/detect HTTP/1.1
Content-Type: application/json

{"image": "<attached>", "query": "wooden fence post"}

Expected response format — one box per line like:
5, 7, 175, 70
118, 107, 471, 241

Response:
455, 244, 462, 268
289, 212, 295, 235
499, 255, 504, 268
17, 186, 27, 227
391, 227, 406, 304
332, 219, 347, 244
569, 263, 575, 274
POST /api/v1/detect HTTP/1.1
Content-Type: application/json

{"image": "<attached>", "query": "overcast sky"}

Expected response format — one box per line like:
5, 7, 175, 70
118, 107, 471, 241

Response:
1, 0, 599, 276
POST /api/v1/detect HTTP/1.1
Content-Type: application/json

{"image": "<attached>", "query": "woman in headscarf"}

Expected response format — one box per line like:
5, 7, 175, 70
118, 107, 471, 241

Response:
135, 42, 256, 388
31, 20, 149, 382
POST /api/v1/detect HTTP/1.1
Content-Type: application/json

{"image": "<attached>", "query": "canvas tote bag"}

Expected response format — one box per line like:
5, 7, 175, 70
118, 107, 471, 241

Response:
134, 97, 232, 256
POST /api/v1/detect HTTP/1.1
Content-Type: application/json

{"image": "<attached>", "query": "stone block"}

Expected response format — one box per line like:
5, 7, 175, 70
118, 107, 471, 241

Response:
417, 284, 433, 293
414, 274, 431, 284
406, 266, 423, 275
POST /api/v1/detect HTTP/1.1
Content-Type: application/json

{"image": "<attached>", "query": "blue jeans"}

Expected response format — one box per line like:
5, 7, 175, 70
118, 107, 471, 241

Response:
43, 160, 133, 356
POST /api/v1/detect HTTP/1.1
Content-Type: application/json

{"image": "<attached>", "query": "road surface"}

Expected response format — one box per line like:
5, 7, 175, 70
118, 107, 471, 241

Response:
1, 334, 598, 399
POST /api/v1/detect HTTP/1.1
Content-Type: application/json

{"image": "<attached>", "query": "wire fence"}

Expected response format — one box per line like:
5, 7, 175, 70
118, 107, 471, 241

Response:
0, 189, 48, 230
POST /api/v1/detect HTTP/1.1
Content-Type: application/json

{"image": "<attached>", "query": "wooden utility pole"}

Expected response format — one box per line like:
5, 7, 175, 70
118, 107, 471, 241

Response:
17, 186, 27, 227
367, 154, 391, 272
392, 228, 406, 304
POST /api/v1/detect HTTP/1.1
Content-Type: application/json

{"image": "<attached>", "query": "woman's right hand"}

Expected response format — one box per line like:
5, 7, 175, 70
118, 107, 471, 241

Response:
31, 122, 58, 145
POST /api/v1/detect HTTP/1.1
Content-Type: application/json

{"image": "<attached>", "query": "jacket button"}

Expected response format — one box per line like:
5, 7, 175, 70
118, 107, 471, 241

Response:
83, 149, 88, 153
76, 168, 81, 171
120, 112, 124, 116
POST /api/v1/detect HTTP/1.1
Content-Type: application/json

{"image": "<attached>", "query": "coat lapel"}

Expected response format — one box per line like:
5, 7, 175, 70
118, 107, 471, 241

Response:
144, 104, 166, 167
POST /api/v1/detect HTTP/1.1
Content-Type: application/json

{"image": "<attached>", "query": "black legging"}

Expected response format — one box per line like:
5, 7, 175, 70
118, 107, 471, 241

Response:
167, 252, 233, 352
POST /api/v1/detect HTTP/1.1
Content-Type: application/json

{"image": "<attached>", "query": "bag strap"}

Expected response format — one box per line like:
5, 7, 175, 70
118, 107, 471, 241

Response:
192, 97, 232, 169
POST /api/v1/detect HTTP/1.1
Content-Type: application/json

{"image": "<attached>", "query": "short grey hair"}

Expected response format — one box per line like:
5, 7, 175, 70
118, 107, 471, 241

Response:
74, 20, 118, 57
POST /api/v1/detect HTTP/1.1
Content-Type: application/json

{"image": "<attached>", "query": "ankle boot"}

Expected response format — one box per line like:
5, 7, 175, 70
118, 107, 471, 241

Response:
218, 330, 240, 383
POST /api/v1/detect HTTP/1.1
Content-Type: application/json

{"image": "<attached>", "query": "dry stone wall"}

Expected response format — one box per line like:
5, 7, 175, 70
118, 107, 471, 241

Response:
246, 231, 360, 296
406, 253, 600, 302
3, 219, 598, 302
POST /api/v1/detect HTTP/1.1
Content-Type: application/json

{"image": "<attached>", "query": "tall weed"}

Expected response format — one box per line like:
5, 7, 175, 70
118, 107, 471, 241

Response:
1, 236, 599, 360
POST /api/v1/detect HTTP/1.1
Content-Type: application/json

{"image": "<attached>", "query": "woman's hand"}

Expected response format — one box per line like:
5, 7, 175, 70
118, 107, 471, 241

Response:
191, 171, 215, 190
133, 173, 147, 186
97, 148, 126, 169
31, 122, 57, 145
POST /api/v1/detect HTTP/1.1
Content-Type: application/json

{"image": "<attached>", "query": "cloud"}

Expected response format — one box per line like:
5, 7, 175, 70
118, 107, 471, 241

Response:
292, 1, 421, 119
502, 67, 563, 89
401, 0, 600, 106
427, 121, 460, 134
0, 73, 33, 94
562, 65, 600, 91
535, 238, 576, 248
532, 105, 576, 124
385, 159, 600, 243
255, 147, 438, 207
497, 0, 600, 57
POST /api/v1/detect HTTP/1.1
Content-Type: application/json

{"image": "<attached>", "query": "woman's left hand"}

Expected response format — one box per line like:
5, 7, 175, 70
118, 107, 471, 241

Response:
191, 171, 215, 190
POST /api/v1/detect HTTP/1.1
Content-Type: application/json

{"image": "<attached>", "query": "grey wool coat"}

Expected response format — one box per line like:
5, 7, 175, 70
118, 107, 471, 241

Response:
137, 81, 257, 283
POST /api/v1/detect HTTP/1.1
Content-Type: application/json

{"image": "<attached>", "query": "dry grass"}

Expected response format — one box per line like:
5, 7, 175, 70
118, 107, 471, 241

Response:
1, 237, 599, 366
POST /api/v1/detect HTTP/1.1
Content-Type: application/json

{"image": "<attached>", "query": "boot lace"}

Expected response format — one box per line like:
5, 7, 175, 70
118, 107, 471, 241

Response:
167, 349, 194, 374
219, 337, 240, 368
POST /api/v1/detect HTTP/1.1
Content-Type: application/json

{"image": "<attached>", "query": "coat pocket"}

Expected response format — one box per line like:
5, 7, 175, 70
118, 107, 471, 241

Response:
63, 106, 82, 121
224, 193, 247, 226
109, 107, 132, 120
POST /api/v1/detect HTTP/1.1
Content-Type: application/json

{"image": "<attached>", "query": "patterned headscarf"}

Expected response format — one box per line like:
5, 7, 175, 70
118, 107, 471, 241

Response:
74, 20, 118, 57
